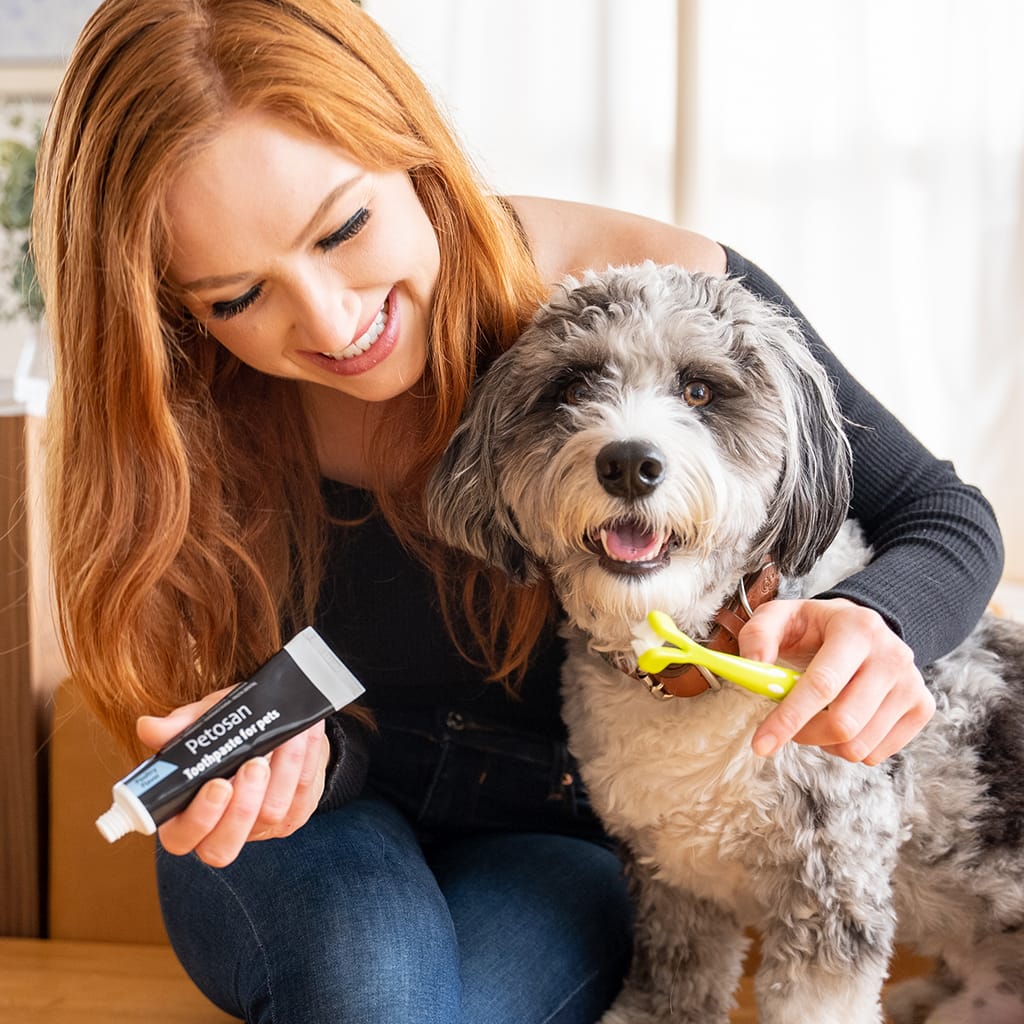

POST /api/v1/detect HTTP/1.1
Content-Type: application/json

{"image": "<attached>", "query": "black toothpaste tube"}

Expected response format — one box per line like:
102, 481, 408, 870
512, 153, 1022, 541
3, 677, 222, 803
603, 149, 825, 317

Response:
95, 626, 364, 843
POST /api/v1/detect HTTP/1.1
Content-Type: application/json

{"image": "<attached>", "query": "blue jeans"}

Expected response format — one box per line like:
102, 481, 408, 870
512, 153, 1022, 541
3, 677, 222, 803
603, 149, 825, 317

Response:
157, 710, 633, 1023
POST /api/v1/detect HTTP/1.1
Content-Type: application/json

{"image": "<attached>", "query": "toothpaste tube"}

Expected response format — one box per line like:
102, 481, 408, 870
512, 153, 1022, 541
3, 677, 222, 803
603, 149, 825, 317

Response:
95, 627, 364, 842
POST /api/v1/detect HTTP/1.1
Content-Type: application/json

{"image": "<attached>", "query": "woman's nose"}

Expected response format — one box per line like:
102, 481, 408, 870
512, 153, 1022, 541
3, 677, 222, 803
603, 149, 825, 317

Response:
294, 280, 360, 352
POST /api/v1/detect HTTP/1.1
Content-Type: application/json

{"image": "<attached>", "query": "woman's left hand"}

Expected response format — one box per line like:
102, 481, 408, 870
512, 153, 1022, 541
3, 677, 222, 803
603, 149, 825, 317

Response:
738, 597, 936, 765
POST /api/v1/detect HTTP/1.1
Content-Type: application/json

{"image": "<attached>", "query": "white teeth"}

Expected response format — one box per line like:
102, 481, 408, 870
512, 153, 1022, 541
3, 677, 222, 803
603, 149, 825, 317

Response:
321, 299, 388, 360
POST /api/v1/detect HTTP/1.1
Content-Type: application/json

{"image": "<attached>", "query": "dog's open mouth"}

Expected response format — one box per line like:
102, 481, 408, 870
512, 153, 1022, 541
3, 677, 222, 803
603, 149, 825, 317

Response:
585, 519, 677, 576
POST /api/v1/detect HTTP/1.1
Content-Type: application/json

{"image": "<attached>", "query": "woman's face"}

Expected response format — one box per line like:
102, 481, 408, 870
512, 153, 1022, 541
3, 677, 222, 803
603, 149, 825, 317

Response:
166, 110, 440, 403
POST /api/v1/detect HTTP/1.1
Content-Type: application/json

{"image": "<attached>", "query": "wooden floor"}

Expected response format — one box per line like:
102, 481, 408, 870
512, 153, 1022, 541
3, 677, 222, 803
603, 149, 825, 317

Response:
0, 940, 236, 1023
728, 942, 932, 1024
0, 937, 931, 1022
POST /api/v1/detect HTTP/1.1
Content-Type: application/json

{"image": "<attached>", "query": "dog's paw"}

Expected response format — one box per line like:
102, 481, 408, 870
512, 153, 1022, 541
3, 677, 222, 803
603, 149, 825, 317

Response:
884, 976, 945, 1024
921, 990, 1024, 1024
887, 968, 1024, 1024
599, 985, 729, 1024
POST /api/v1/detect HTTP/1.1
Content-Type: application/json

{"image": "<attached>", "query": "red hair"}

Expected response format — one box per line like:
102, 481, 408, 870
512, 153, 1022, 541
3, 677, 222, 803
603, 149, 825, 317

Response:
34, 0, 550, 755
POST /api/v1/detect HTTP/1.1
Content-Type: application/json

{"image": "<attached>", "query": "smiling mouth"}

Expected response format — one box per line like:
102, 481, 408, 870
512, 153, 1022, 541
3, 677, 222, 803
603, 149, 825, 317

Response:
320, 297, 390, 361
585, 519, 679, 576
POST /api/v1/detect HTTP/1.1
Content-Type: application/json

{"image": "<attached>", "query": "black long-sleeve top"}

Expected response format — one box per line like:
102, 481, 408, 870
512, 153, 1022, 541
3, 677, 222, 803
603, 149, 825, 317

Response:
723, 247, 1004, 663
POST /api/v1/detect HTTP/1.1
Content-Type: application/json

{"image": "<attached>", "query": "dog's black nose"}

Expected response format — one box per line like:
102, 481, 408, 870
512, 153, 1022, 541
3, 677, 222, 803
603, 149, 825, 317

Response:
595, 440, 666, 499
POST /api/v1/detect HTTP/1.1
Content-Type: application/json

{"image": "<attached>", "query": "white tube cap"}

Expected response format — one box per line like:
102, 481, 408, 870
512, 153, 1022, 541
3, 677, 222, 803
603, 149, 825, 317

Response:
95, 803, 135, 843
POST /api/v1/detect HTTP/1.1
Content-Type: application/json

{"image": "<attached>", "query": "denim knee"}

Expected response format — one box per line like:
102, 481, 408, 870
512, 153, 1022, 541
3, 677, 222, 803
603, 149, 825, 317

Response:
157, 797, 462, 1023
432, 830, 633, 1024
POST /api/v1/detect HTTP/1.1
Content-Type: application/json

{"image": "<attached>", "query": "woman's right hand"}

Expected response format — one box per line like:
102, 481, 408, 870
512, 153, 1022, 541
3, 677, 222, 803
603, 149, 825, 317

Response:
136, 690, 331, 867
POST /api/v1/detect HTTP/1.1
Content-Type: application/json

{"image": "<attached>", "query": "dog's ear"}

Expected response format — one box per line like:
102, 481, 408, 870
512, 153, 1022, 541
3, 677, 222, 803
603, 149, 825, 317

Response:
426, 369, 543, 585
751, 327, 853, 577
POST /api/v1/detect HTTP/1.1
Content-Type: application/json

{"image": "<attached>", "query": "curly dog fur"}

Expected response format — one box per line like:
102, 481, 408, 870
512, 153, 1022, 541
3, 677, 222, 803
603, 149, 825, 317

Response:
426, 262, 1024, 1023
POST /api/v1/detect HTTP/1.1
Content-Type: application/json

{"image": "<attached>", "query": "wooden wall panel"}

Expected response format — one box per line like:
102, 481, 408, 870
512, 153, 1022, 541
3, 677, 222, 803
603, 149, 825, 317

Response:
0, 414, 41, 936
1, 415, 67, 937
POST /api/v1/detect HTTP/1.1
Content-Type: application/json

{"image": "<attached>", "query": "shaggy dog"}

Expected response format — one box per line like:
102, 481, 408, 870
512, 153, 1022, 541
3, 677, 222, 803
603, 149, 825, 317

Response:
426, 262, 1024, 1024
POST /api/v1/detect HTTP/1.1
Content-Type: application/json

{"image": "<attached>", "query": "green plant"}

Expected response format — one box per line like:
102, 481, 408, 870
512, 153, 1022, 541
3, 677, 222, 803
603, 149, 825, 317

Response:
0, 133, 43, 322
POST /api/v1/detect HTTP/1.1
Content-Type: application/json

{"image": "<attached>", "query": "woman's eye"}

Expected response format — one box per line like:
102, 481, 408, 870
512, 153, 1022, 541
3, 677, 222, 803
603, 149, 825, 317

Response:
682, 380, 713, 407
210, 284, 263, 321
317, 207, 371, 252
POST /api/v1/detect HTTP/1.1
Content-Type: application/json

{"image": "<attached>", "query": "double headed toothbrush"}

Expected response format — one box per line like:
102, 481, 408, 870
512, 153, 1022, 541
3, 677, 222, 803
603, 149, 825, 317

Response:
636, 610, 800, 701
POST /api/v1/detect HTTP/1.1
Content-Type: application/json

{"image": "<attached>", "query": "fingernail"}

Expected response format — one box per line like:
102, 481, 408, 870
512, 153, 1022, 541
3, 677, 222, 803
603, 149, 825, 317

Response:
205, 779, 233, 806
242, 757, 271, 783
139, 712, 174, 727
753, 733, 780, 758
846, 742, 869, 763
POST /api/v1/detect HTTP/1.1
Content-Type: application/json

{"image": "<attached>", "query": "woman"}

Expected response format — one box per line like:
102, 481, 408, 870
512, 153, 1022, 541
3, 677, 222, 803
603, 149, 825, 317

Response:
33, 1, 1003, 1022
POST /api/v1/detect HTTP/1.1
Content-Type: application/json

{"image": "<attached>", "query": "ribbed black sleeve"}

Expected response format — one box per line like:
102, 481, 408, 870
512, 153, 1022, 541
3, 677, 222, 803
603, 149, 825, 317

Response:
315, 712, 370, 813
724, 246, 1005, 666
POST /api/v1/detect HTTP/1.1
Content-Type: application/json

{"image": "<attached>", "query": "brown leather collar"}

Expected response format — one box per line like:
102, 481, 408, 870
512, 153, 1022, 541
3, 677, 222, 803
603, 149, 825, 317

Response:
631, 562, 781, 699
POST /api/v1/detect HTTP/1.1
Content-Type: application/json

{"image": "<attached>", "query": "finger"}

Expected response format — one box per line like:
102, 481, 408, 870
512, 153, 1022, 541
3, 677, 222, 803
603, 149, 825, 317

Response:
737, 600, 806, 666
136, 704, 211, 751
293, 726, 330, 811
158, 777, 234, 855
798, 686, 899, 763
859, 688, 935, 765
794, 646, 922, 751
192, 757, 272, 867
136, 686, 234, 751
789, 663, 894, 753
263, 728, 330, 838
752, 632, 871, 757
255, 731, 312, 831
796, 658, 934, 762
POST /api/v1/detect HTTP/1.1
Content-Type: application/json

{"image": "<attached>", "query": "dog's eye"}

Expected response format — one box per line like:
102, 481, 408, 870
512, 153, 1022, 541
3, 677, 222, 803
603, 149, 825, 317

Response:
682, 380, 713, 407
562, 378, 594, 406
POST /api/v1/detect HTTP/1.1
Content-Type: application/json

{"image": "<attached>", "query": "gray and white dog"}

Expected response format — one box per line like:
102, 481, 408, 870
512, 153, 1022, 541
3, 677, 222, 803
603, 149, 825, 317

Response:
426, 262, 1024, 1024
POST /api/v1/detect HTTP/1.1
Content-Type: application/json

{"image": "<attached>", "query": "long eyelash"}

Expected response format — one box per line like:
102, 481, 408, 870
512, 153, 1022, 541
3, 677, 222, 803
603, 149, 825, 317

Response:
205, 208, 370, 321
317, 207, 371, 251
210, 284, 263, 321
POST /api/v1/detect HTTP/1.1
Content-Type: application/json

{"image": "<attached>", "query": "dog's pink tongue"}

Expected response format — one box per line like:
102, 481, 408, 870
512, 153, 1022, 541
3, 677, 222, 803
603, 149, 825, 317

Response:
601, 523, 661, 562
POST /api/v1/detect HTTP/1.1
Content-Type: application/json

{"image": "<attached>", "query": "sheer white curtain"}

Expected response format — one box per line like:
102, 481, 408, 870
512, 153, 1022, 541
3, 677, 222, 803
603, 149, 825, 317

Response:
364, 0, 678, 219
367, 0, 1023, 582
685, 0, 1024, 582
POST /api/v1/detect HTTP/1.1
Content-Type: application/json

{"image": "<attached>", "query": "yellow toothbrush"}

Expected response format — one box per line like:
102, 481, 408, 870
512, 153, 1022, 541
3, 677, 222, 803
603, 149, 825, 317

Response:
637, 609, 800, 701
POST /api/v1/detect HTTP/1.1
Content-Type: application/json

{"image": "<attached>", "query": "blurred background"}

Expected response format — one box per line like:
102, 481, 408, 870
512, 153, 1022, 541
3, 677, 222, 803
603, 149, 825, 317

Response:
1, 0, 1021, 581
